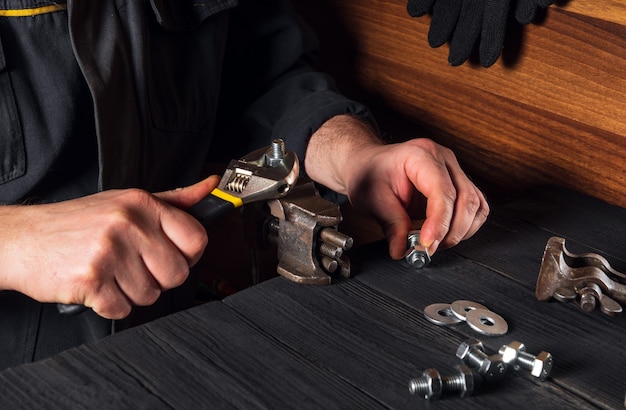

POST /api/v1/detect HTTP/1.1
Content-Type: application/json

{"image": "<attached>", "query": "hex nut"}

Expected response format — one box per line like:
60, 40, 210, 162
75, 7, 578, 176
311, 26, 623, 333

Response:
456, 338, 487, 368
499, 341, 526, 364
455, 364, 474, 398
456, 338, 485, 362
408, 368, 442, 401
531, 351, 553, 380
404, 247, 431, 269
404, 230, 431, 269
479, 354, 508, 383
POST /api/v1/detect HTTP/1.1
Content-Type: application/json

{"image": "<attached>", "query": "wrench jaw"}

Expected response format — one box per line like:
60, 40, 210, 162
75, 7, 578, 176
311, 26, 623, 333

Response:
219, 141, 299, 205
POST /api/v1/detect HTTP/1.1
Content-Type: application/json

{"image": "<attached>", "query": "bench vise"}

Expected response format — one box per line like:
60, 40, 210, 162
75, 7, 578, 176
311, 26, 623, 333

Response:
247, 182, 353, 285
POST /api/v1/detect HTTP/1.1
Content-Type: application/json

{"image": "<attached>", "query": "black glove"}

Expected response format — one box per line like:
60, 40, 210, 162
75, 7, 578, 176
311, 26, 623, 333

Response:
407, 0, 556, 67
515, 0, 556, 24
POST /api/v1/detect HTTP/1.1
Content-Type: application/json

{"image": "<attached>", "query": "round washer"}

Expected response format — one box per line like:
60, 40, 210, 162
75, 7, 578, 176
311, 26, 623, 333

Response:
465, 308, 508, 336
424, 303, 463, 326
450, 300, 489, 321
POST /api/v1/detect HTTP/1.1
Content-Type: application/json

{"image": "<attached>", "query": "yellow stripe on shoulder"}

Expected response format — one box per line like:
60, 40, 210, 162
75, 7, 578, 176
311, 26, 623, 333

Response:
211, 188, 244, 208
0, 3, 67, 17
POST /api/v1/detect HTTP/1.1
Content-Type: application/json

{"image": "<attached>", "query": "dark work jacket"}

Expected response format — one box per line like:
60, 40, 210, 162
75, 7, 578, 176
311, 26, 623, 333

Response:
0, 0, 375, 370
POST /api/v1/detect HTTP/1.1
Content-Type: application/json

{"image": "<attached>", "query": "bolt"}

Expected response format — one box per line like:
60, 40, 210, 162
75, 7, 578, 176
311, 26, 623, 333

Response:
456, 338, 488, 368
267, 139, 285, 166
408, 368, 441, 401
404, 230, 431, 269
499, 340, 526, 364
499, 341, 553, 381
576, 283, 602, 313
408, 365, 474, 400
456, 338, 507, 382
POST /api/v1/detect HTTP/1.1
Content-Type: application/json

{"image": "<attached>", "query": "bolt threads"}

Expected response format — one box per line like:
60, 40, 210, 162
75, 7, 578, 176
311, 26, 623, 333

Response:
465, 348, 489, 369
408, 371, 441, 400
409, 366, 473, 400
407, 252, 426, 267
515, 351, 537, 370
408, 378, 427, 395
407, 231, 420, 247
266, 139, 285, 167
404, 230, 431, 269
271, 139, 285, 158
441, 374, 465, 392
579, 291, 597, 312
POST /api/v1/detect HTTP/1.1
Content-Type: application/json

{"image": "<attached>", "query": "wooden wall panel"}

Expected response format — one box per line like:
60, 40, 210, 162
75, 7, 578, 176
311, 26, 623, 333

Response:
292, 0, 626, 207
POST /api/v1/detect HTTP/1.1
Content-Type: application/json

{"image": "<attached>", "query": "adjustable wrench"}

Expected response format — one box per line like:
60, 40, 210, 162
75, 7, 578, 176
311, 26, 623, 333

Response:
188, 139, 299, 224
58, 139, 299, 315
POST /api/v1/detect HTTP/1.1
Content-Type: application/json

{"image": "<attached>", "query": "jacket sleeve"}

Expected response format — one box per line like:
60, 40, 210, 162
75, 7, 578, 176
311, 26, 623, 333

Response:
212, 0, 378, 187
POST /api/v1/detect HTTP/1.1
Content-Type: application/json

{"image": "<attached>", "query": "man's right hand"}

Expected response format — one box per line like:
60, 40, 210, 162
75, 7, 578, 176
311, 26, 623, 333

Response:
0, 175, 219, 319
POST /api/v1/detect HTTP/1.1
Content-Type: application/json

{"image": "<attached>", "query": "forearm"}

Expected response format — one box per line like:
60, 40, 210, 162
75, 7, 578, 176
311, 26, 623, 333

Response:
0, 179, 216, 318
304, 114, 384, 196
0, 205, 31, 292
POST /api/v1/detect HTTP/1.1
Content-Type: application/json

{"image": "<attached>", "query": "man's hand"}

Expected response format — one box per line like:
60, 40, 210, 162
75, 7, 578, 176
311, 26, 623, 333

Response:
0, 175, 219, 319
305, 115, 489, 259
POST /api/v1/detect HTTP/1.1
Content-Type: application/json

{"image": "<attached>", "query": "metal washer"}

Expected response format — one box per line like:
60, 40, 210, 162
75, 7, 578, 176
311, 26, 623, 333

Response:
465, 308, 508, 336
424, 303, 463, 326
450, 300, 489, 321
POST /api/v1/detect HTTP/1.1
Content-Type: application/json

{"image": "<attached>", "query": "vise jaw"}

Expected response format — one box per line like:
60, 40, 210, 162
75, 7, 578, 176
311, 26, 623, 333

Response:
264, 182, 353, 285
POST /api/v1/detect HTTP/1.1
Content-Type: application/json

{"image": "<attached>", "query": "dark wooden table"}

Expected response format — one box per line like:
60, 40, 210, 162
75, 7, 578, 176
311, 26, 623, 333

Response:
0, 185, 624, 409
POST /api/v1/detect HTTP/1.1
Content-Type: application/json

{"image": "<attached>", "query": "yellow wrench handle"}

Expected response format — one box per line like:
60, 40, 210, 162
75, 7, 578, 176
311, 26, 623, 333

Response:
188, 188, 243, 225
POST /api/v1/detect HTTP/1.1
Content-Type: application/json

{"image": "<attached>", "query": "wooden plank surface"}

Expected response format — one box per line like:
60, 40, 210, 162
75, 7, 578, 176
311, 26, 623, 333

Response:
0, 186, 624, 409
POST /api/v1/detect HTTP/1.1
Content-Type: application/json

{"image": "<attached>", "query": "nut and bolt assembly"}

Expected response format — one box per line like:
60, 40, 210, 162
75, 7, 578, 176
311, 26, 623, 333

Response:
456, 338, 508, 382
456, 338, 553, 382
499, 341, 553, 381
404, 230, 431, 269
409, 338, 554, 401
408, 365, 474, 401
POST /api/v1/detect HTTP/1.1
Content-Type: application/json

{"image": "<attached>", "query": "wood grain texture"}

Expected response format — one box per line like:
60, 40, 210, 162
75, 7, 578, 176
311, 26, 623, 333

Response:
562, 0, 626, 25
0, 187, 623, 409
292, 0, 626, 207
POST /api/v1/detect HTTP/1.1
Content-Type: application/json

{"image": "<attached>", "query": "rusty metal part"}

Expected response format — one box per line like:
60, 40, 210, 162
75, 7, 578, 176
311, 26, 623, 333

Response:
404, 230, 431, 269
536, 236, 626, 316
264, 182, 353, 285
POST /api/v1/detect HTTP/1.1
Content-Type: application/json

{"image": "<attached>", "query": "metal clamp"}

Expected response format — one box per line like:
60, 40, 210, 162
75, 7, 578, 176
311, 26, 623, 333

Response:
536, 236, 626, 316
